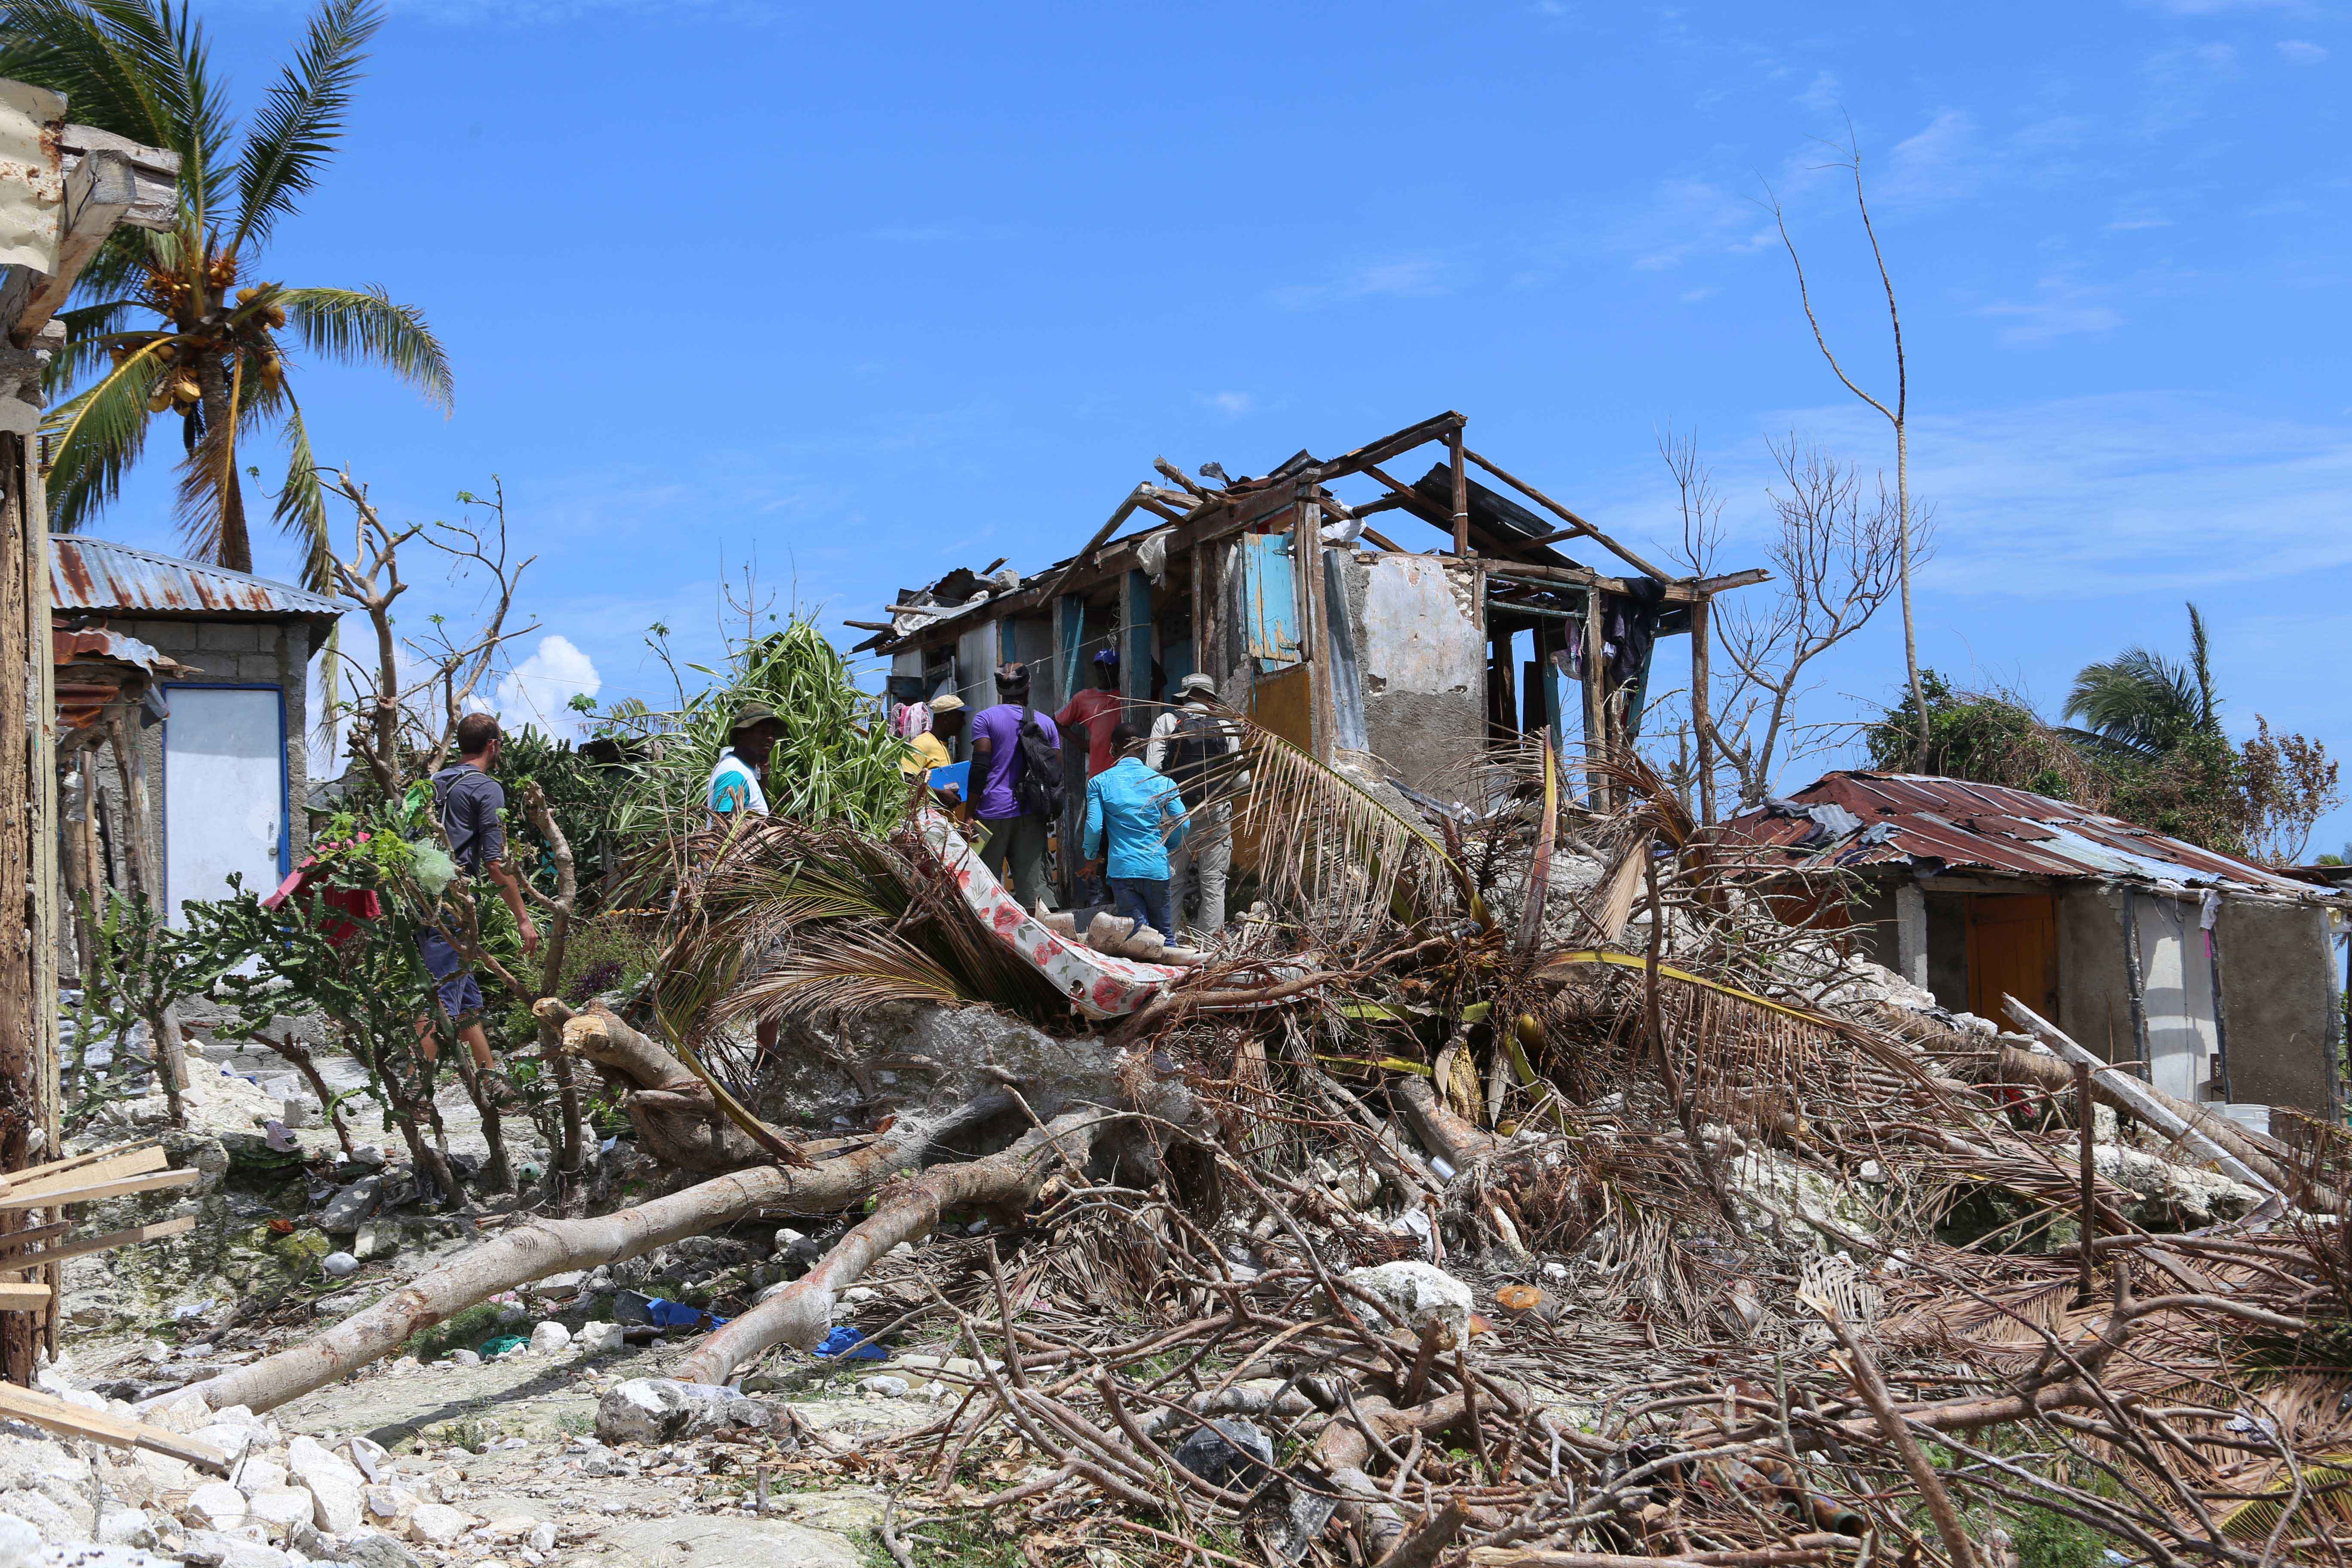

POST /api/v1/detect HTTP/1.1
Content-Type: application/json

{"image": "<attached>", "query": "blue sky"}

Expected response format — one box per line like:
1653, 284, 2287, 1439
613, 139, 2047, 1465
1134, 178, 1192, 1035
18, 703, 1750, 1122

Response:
84, 0, 2352, 849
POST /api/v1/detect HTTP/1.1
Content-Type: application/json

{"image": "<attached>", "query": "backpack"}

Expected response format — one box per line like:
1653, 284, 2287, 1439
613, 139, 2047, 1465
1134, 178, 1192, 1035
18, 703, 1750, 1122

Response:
1012, 701, 1066, 820
1164, 711, 1224, 809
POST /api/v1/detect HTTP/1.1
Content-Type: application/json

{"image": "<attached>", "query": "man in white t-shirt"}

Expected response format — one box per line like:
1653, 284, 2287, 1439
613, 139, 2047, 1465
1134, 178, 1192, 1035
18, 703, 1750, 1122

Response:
708, 703, 782, 829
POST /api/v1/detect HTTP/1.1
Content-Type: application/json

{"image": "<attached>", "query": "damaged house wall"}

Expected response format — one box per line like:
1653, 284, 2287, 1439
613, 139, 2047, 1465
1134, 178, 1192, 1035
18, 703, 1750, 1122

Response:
1333, 552, 1485, 793
1731, 771, 2349, 1122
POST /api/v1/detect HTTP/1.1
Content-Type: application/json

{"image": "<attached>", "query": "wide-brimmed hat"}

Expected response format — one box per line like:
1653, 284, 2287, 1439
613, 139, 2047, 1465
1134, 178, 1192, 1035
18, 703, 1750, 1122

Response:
1177, 673, 1219, 699
728, 701, 782, 738
928, 693, 966, 715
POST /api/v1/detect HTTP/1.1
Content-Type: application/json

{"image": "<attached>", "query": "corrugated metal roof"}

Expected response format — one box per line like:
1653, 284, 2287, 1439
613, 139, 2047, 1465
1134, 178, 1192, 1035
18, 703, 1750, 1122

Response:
1724, 771, 2336, 903
51, 536, 340, 619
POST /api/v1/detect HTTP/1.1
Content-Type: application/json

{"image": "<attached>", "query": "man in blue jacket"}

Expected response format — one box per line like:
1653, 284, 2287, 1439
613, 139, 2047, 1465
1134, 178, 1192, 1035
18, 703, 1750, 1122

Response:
1081, 722, 1191, 941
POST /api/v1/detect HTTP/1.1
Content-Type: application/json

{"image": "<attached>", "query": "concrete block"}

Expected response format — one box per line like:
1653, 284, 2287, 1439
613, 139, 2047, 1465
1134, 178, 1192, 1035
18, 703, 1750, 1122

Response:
135, 619, 198, 651
197, 621, 263, 653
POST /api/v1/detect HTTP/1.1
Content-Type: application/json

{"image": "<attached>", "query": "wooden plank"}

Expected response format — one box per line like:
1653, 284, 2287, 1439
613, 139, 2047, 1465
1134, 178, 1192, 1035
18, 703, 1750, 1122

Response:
0, 1167, 196, 1210
0, 1282, 49, 1306
6, 1146, 165, 1202
1460, 445, 1676, 584
4, 151, 135, 346
3, 1215, 194, 1271
0, 1220, 72, 1253
1310, 410, 1464, 481
0, 1381, 229, 1475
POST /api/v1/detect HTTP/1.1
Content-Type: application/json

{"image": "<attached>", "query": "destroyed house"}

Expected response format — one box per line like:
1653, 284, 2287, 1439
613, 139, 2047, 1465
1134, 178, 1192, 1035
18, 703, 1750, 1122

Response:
851, 411, 1765, 811
1727, 771, 2349, 1125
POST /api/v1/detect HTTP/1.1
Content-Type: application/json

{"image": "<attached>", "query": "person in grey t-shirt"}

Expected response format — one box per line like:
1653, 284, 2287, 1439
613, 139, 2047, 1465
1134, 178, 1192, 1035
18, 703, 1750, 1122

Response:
416, 713, 538, 1085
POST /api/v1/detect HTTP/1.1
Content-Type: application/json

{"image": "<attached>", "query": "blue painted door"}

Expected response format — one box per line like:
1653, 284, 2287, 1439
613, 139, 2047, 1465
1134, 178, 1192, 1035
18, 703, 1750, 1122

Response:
1240, 532, 1302, 671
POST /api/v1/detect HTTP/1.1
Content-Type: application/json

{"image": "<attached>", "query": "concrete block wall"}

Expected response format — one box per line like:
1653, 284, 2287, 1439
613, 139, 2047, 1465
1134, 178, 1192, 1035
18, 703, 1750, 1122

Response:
1334, 552, 1486, 795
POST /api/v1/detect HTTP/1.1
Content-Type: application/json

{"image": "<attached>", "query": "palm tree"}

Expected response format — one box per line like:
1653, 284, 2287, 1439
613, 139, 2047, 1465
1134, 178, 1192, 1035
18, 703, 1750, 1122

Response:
2062, 602, 2222, 760
1, 0, 450, 589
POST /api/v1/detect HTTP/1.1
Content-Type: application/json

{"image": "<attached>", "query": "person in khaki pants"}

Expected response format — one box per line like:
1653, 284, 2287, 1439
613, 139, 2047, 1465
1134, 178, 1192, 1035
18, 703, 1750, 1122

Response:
1147, 673, 1240, 938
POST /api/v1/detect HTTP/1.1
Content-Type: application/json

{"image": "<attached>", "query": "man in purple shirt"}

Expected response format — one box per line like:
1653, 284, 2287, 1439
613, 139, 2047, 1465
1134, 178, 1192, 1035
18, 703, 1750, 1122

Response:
968, 662, 1061, 910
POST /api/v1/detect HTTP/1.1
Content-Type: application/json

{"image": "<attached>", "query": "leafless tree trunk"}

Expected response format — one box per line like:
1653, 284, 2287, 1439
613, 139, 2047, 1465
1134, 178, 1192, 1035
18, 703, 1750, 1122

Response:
1769, 133, 1928, 766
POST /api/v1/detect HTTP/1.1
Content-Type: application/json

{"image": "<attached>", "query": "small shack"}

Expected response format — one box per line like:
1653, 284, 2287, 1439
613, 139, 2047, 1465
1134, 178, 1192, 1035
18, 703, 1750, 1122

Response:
853, 410, 1766, 813
1726, 771, 2350, 1124
52, 536, 339, 923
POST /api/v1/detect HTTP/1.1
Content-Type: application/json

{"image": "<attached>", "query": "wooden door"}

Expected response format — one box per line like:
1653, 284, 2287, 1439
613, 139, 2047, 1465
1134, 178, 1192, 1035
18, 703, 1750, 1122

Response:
1965, 893, 2059, 1026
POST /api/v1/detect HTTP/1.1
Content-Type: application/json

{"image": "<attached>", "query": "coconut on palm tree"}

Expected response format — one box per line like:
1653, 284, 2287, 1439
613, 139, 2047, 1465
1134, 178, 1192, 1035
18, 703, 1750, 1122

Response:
1, 0, 450, 589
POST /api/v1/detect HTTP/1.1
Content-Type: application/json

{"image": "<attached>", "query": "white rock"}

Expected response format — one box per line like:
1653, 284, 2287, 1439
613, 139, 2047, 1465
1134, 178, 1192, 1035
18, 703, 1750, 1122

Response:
322, 1251, 360, 1278
576, 1320, 624, 1355
529, 1522, 558, 1551
839, 1286, 877, 1305
444, 1348, 480, 1366
1342, 1260, 1475, 1348
0, 1491, 76, 1546
340, 1525, 426, 1568
0, 1516, 36, 1568
248, 1484, 317, 1531
363, 1484, 418, 1529
408, 1501, 474, 1544
856, 1374, 910, 1399
1540, 1261, 1569, 1282
530, 1320, 571, 1353
235, 1457, 289, 1495
196, 1421, 256, 1463
184, 1528, 301, 1568
595, 1378, 766, 1444
188, 1479, 252, 1528
95, 1504, 156, 1547
288, 1439, 365, 1534
141, 1387, 215, 1432
346, 1433, 389, 1482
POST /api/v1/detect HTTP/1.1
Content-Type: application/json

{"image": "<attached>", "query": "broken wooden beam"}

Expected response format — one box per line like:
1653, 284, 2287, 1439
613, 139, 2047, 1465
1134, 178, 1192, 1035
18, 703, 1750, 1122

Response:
0, 1168, 197, 1211
1, 1215, 196, 1273
0, 1382, 229, 1475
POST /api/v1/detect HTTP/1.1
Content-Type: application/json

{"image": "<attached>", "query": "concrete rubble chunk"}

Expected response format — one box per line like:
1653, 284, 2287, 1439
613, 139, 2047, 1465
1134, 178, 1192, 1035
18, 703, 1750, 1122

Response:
187, 1479, 251, 1529
248, 1484, 318, 1532
576, 1321, 624, 1355
530, 1320, 571, 1353
596, 1378, 770, 1445
407, 1501, 475, 1544
1342, 1259, 1474, 1348
0, 1516, 35, 1568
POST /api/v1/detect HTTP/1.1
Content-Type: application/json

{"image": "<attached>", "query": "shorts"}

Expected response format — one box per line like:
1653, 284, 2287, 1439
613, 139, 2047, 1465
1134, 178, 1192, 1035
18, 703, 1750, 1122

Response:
416, 930, 484, 1026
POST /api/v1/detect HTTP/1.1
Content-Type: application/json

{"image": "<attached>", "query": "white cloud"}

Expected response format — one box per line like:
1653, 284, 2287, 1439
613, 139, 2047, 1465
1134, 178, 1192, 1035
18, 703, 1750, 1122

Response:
1679, 286, 1719, 303
1975, 278, 2126, 346
1270, 255, 1451, 309
1881, 109, 1982, 204
1798, 70, 1841, 113
1200, 391, 1253, 418
495, 634, 602, 740
2278, 39, 2329, 62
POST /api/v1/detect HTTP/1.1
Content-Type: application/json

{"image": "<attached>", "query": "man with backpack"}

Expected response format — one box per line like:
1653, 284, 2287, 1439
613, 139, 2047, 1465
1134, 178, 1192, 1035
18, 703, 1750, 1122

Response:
967, 662, 1063, 910
1147, 673, 1243, 937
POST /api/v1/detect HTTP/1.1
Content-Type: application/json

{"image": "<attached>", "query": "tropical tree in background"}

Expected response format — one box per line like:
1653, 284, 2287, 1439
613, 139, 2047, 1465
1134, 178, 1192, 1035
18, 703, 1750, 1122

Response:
2061, 602, 2222, 759
0, 0, 451, 590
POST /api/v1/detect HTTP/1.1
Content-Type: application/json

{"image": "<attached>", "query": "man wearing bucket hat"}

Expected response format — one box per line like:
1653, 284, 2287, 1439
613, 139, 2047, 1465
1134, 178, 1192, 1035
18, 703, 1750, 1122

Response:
1146, 672, 1243, 937
899, 692, 967, 802
707, 701, 784, 828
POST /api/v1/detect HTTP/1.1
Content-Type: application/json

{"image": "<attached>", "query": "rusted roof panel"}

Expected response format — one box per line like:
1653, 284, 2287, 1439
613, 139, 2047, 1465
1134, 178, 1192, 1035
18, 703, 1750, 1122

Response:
1724, 771, 2334, 902
51, 536, 340, 619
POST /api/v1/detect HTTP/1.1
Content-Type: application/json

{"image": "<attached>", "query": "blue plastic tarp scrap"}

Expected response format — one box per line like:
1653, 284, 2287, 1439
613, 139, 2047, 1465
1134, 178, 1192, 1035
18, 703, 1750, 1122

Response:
814, 1326, 886, 1361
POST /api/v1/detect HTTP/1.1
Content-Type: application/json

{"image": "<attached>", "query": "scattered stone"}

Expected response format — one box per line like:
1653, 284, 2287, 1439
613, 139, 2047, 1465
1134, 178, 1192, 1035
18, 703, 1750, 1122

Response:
576, 1322, 624, 1356
0, 1516, 36, 1568
187, 1480, 251, 1529
339, 1526, 426, 1568
529, 1321, 571, 1353
596, 1379, 769, 1445
854, 1375, 910, 1399
322, 1251, 360, 1278
1171, 1418, 1275, 1491
319, 1176, 384, 1233
444, 1349, 480, 1366
246, 1485, 318, 1533
407, 1501, 474, 1544
1342, 1260, 1474, 1348
288, 1436, 366, 1533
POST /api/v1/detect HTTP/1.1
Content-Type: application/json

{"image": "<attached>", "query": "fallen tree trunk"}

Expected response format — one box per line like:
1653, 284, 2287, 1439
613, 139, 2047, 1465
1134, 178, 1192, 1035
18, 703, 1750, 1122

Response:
544, 999, 805, 1175
193, 1125, 932, 1416
674, 1108, 1112, 1387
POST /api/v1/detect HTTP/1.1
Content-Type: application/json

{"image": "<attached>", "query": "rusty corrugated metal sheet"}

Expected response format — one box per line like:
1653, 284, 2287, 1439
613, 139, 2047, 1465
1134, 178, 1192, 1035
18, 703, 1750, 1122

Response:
50, 536, 340, 619
50, 622, 190, 732
1724, 771, 2335, 902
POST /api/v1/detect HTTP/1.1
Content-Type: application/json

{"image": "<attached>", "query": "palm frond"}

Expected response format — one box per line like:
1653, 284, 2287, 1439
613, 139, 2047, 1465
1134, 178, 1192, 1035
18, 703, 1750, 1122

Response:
2187, 599, 2220, 735
38, 338, 165, 533
269, 387, 334, 592
732, 927, 975, 1022
279, 284, 452, 411
2062, 647, 2203, 756
40, 301, 150, 399
0, 0, 233, 225
230, 0, 379, 253
1227, 715, 1488, 933
65, 223, 161, 311
171, 352, 241, 565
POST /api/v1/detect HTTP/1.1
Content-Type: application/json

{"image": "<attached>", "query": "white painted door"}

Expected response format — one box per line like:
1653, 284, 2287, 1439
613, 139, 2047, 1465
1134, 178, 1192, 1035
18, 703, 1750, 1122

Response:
164, 687, 284, 924
2137, 894, 2220, 1104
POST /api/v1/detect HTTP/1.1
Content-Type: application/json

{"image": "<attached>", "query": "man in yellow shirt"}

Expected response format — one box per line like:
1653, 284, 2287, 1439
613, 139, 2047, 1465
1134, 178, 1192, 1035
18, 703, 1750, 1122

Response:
901, 693, 968, 803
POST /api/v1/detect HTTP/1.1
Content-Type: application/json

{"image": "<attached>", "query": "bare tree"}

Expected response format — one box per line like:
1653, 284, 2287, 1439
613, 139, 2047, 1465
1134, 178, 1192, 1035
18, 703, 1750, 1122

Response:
1661, 429, 1726, 823
1767, 131, 1929, 766
1686, 438, 1920, 809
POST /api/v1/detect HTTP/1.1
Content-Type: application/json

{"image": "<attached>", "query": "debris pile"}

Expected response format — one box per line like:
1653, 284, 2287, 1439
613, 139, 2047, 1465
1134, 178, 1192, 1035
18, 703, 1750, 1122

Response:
28, 739, 2352, 1568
